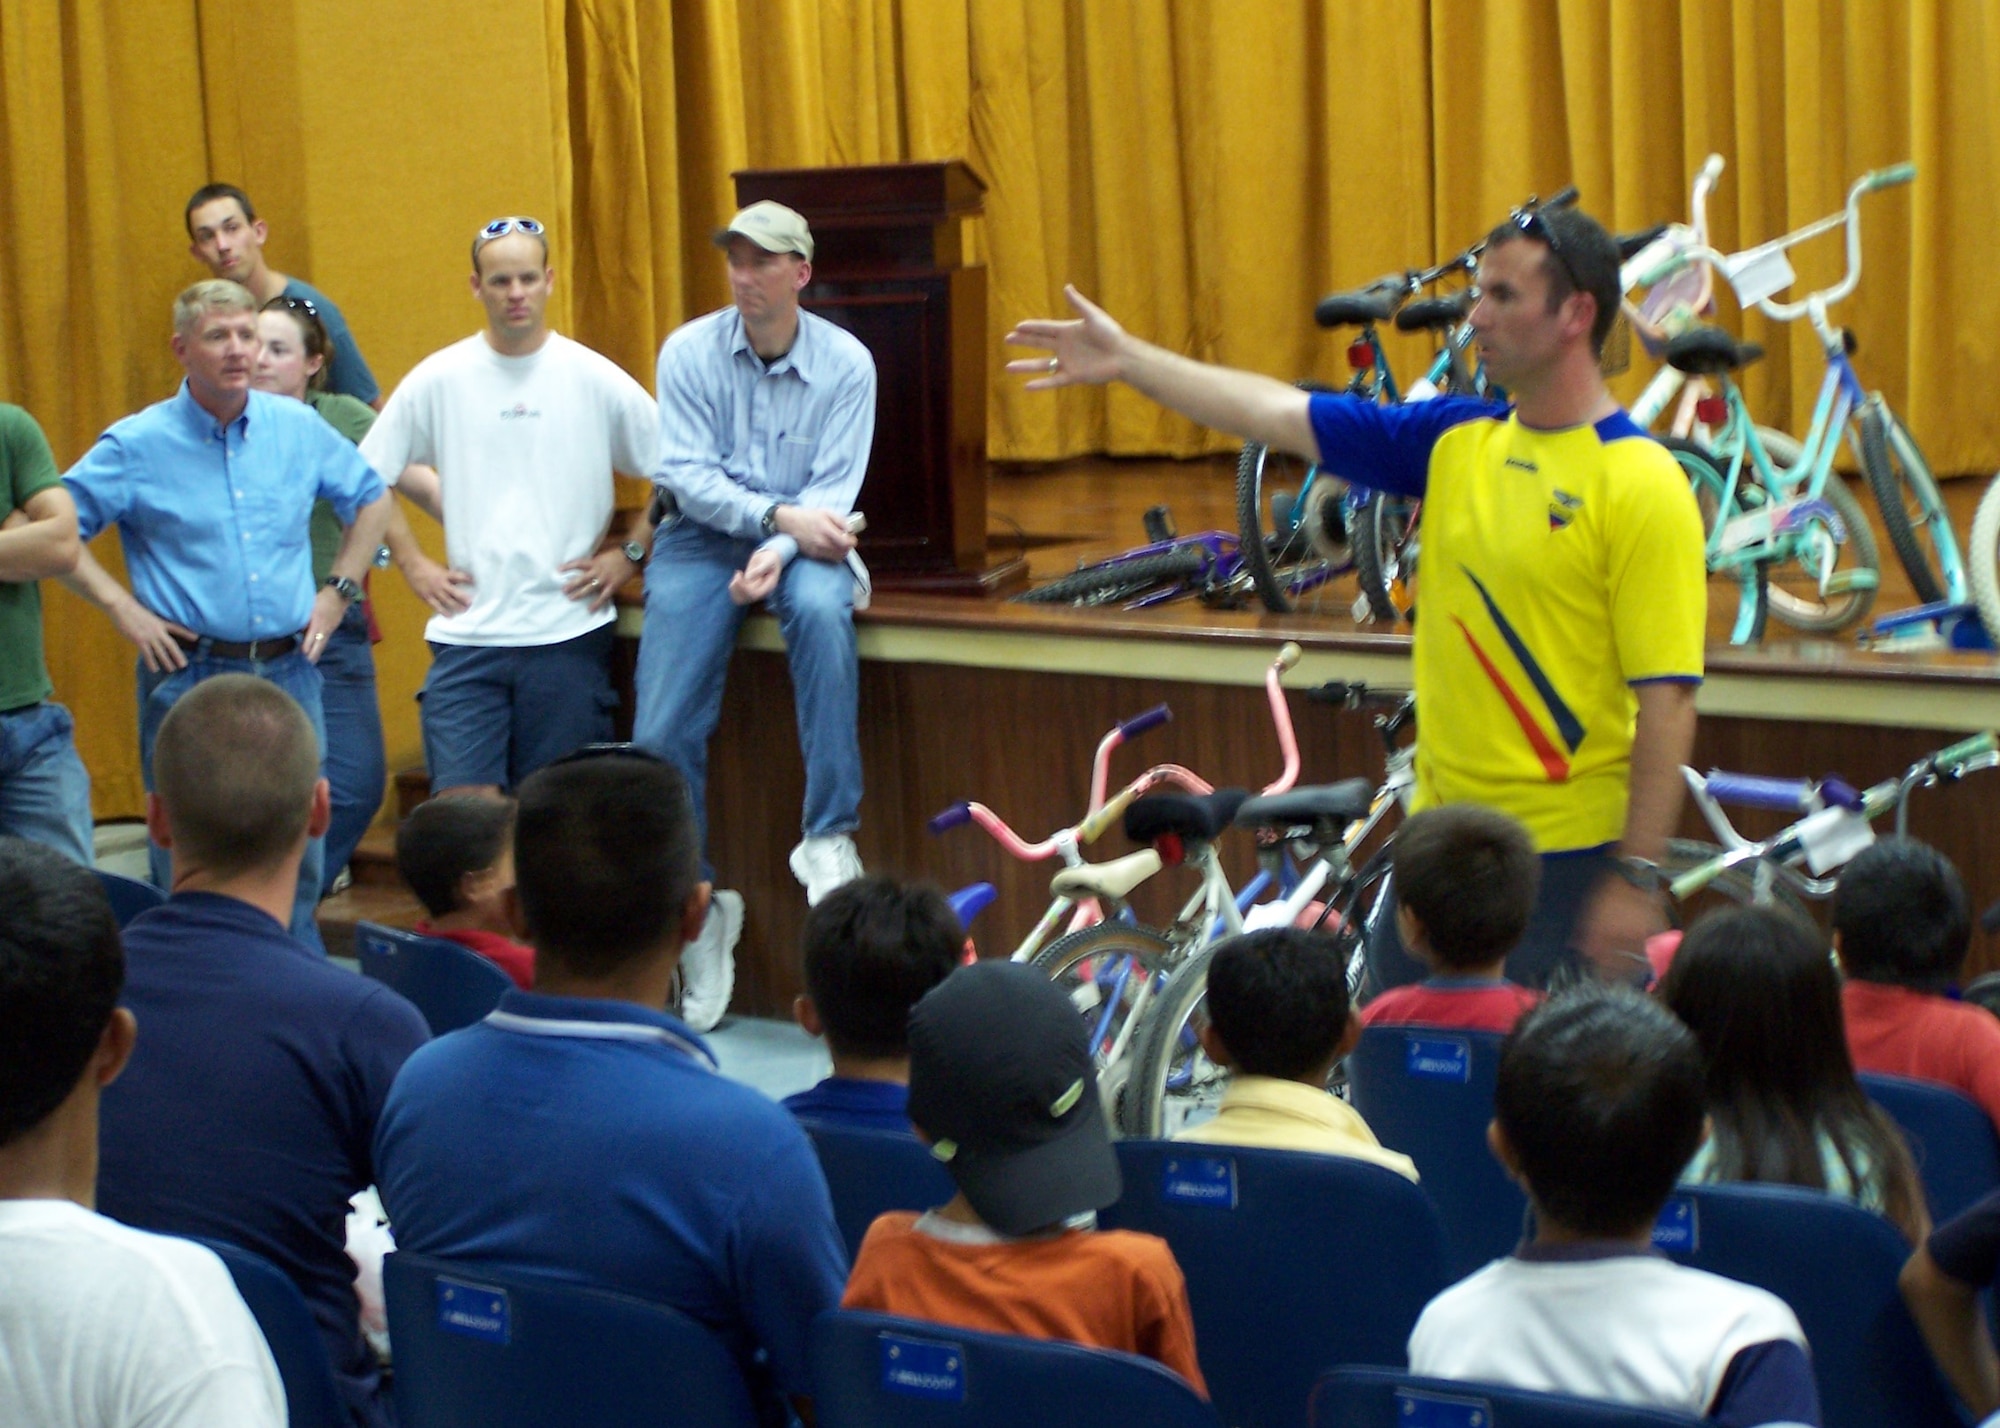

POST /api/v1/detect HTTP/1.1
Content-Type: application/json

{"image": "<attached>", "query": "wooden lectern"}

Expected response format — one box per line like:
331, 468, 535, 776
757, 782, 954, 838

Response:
733, 162, 1025, 595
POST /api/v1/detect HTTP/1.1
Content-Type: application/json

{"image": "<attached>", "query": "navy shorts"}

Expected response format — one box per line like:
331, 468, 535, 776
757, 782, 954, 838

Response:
419, 625, 619, 792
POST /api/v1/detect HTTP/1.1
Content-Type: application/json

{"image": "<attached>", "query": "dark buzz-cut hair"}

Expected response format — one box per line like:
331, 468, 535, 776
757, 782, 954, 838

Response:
396, 796, 517, 920
513, 755, 699, 979
1833, 836, 1972, 991
154, 675, 320, 878
185, 182, 257, 235
1496, 983, 1706, 1238
801, 877, 964, 1059
1394, 804, 1540, 969
1204, 928, 1351, 1080
1486, 205, 1624, 356
0, 839, 125, 1148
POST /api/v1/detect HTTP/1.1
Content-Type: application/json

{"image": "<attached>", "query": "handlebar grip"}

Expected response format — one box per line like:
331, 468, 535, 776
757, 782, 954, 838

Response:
1118, 704, 1172, 740
1701, 771, 1817, 810
1698, 153, 1726, 184
1307, 681, 1364, 706
928, 803, 973, 835
1817, 776, 1865, 813
1275, 642, 1302, 672
1669, 856, 1729, 901
1540, 185, 1580, 212
1867, 162, 1917, 191
1933, 731, 1999, 769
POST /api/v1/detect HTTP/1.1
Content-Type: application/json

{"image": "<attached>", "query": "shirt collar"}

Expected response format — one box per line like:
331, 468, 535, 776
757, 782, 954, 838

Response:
172, 380, 253, 439
157, 890, 310, 953
483, 988, 716, 1069
726, 306, 815, 382
1513, 1239, 1665, 1264
1216, 1074, 1353, 1127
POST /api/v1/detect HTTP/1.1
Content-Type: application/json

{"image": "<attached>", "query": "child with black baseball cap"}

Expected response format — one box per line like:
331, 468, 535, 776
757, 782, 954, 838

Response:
840, 960, 1208, 1395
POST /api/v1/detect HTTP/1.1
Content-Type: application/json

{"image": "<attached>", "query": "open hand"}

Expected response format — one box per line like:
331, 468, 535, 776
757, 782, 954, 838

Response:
1003, 285, 1128, 389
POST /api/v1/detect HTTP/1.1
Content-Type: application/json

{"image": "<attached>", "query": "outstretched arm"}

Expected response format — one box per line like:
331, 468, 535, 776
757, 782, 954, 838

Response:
1004, 285, 1319, 461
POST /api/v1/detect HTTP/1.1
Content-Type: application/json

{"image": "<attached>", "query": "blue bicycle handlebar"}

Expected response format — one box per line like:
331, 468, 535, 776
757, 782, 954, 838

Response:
1119, 704, 1172, 739
1702, 771, 1816, 810
928, 803, 973, 835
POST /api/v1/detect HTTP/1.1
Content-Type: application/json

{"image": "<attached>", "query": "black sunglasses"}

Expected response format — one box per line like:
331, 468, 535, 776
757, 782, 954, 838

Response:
550, 741, 669, 768
1512, 208, 1582, 293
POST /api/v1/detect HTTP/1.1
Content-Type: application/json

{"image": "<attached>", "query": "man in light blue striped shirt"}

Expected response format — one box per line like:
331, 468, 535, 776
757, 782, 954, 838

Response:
633, 201, 876, 1031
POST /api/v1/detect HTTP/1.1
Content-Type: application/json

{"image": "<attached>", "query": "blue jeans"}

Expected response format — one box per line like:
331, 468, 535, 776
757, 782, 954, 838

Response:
1363, 846, 1612, 993
0, 701, 94, 864
632, 520, 861, 878
138, 649, 327, 953
319, 604, 386, 895
418, 625, 617, 792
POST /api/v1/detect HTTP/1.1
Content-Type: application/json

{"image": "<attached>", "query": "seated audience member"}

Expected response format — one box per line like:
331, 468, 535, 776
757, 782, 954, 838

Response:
395, 794, 535, 989
1173, 928, 1416, 1179
1900, 1186, 2000, 1419
1409, 985, 1821, 1426
1833, 837, 2000, 1136
1662, 904, 1929, 1244
1361, 804, 1543, 1033
94, 675, 429, 1428
374, 751, 847, 1416
0, 839, 285, 1428
784, 876, 964, 1133
843, 959, 1208, 1396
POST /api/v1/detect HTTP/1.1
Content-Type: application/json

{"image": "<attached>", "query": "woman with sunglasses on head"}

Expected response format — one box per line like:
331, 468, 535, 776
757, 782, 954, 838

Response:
252, 295, 387, 896
1660, 903, 1929, 1245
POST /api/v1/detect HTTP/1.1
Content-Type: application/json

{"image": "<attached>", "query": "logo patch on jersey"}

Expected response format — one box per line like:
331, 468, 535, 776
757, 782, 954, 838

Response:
498, 403, 542, 421
1504, 456, 1539, 472
1547, 489, 1583, 531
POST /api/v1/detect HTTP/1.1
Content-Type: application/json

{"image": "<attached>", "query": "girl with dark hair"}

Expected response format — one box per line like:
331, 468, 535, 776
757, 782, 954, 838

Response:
1660, 904, 1929, 1245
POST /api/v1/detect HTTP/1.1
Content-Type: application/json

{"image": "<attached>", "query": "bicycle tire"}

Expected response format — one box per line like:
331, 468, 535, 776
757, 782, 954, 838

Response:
1234, 442, 1349, 614
1661, 437, 1767, 643
1968, 473, 2000, 648
1012, 545, 1207, 606
1349, 490, 1419, 624
1028, 922, 1183, 1124
1120, 938, 1229, 1139
1858, 397, 1962, 607
1658, 837, 1816, 925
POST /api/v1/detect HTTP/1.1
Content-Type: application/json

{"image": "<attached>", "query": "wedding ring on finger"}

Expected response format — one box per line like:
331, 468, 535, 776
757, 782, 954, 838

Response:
1047, 357, 1060, 373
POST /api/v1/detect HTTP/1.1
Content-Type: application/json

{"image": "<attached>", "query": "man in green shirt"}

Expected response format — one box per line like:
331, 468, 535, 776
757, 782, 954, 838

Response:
0, 403, 91, 863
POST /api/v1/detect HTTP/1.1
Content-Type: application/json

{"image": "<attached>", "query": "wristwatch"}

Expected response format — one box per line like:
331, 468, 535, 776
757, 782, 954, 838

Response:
760, 502, 781, 538
621, 539, 648, 565
322, 575, 364, 603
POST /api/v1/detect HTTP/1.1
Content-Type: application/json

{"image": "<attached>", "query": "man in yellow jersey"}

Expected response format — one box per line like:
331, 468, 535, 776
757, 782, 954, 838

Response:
1005, 208, 1705, 986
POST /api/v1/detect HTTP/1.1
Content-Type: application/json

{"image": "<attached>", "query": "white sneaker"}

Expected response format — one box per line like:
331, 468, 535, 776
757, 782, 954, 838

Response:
789, 834, 864, 906
678, 889, 742, 1033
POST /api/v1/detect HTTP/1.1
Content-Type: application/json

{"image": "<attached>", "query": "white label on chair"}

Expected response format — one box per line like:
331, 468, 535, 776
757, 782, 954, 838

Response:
435, 1278, 510, 1344
1723, 243, 1797, 307
879, 1333, 966, 1401
1795, 805, 1876, 875
1393, 1388, 1494, 1428
1161, 1156, 1238, 1209
1405, 1036, 1471, 1083
1652, 1195, 1699, 1254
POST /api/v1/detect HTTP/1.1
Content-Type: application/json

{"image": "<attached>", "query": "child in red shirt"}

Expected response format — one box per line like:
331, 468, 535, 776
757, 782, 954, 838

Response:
395, 795, 535, 990
1361, 804, 1542, 1035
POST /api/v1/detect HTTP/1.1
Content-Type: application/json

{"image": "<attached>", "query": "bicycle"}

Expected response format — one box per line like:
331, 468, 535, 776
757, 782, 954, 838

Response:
1967, 472, 2000, 644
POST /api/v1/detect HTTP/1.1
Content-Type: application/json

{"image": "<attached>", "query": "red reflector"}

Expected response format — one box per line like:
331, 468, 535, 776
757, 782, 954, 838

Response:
1157, 832, 1185, 868
1346, 341, 1372, 371
1695, 395, 1728, 427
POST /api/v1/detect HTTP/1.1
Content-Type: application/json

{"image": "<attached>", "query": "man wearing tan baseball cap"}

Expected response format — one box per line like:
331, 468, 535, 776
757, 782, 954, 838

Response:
719, 199, 815, 261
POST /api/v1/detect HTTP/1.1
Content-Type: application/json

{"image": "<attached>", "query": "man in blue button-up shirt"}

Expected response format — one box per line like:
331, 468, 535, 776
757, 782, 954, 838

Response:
60, 279, 393, 948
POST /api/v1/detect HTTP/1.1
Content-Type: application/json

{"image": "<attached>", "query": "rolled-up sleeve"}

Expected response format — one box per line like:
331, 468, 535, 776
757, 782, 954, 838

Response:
63, 433, 133, 542
310, 424, 386, 524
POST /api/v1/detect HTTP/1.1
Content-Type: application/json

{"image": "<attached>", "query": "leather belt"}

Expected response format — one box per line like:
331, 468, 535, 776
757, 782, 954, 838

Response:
172, 630, 305, 661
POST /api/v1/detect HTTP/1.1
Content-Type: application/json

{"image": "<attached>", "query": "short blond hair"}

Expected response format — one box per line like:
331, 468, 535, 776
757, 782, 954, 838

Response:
173, 280, 257, 338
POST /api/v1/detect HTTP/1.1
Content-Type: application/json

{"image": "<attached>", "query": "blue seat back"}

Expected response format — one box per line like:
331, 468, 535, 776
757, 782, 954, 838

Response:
1861, 1070, 2000, 1222
1345, 1026, 1526, 1279
1101, 1140, 1449, 1428
1650, 1182, 1962, 1428
354, 921, 511, 1034
96, 868, 166, 928
191, 1236, 348, 1428
383, 1251, 759, 1428
804, 1121, 956, 1260
1311, 1366, 1703, 1428
810, 1309, 1219, 1428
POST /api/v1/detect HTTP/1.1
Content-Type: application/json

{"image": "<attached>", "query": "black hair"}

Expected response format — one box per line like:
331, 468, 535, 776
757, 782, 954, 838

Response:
801, 877, 964, 1059
0, 839, 125, 1148
1485, 206, 1624, 355
1495, 983, 1706, 1238
1394, 804, 1540, 970
512, 756, 700, 978
1833, 837, 1972, 991
1203, 928, 1350, 1080
185, 183, 256, 236
396, 796, 517, 920
1661, 904, 1927, 1244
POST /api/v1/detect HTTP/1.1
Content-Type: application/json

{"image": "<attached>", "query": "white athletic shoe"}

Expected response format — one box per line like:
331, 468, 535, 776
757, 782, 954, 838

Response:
789, 834, 865, 906
678, 889, 743, 1033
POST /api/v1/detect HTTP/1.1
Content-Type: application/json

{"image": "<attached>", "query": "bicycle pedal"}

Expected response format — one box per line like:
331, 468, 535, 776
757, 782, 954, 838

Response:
1824, 570, 1879, 593
1142, 504, 1177, 544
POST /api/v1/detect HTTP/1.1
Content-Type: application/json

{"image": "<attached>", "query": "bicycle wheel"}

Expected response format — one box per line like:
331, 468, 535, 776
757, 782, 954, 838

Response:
1858, 396, 1964, 607
1235, 442, 1349, 614
1012, 546, 1206, 607
1349, 490, 1419, 624
1657, 838, 1816, 925
1967, 473, 2000, 647
1660, 437, 1766, 643
1119, 940, 1229, 1139
1763, 467, 1880, 633
1029, 922, 1182, 1123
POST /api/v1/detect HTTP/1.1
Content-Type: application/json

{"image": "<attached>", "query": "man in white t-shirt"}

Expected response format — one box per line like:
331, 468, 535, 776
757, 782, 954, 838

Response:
363, 217, 659, 795
0, 837, 285, 1428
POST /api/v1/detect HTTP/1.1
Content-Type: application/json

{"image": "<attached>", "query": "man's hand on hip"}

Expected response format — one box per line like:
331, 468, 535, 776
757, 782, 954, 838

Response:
396, 551, 475, 616
775, 506, 856, 562
729, 547, 783, 606
110, 595, 193, 674
560, 547, 639, 613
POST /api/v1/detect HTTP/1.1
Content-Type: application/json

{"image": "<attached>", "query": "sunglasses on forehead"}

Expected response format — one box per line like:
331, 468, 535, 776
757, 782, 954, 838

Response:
1511, 207, 1582, 292
475, 215, 546, 249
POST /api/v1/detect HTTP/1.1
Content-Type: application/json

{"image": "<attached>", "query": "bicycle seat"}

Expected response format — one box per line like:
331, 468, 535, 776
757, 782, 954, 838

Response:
1125, 788, 1250, 845
1314, 276, 1406, 330
1049, 849, 1165, 903
1616, 222, 1669, 260
1394, 291, 1474, 333
1234, 779, 1376, 830
1664, 325, 1764, 376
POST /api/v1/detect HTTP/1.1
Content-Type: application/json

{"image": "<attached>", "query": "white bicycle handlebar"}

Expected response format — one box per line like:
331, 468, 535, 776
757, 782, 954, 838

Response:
1734, 163, 1914, 323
